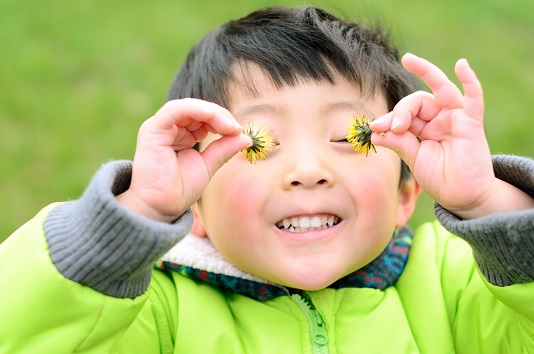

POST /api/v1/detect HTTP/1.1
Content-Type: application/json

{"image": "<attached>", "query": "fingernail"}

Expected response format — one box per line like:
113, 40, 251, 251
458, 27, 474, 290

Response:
228, 115, 242, 130
391, 116, 401, 130
369, 116, 385, 126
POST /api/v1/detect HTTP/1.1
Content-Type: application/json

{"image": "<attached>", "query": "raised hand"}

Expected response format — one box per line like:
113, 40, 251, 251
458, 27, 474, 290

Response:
117, 98, 251, 222
369, 53, 529, 219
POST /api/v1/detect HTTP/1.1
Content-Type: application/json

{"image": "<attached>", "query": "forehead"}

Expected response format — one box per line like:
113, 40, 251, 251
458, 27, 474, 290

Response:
226, 62, 387, 119
225, 62, 279, 110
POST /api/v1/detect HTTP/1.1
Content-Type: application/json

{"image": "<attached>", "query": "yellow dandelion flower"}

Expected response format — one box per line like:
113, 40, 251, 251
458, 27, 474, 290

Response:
346, 115, 377, 157
242, 122, 275, 164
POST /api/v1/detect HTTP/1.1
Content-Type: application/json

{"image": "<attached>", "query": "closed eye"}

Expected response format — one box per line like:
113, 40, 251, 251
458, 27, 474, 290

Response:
333, 138, 350, 143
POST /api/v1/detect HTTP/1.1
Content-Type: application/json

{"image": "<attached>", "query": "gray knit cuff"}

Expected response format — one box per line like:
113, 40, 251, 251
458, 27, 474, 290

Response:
435, 155, 534, 286
44, 161, 193, 299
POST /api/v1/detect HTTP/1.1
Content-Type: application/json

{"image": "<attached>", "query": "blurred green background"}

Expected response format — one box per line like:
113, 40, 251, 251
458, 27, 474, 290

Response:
1, 0, 533, 242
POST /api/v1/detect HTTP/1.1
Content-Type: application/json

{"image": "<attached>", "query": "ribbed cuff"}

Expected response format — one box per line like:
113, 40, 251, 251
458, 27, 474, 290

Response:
44, 161, 193, 298
435, 155, 534, 286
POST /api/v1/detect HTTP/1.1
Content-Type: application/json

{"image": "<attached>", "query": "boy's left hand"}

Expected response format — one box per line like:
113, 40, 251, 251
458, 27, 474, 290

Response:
370, 53, 533, 219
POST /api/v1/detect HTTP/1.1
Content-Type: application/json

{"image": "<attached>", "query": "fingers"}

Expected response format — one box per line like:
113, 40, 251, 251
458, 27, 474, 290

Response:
402, 53, 464, 110
153, 98, 242, 136
370, 54, 484, 173
455, 58, 484, 121
370, 92, 438, 136
372, 54, 462, 136
201, 134, 252, 178
395, 92, 439, 133
370, 111, 424, 171
371, 131, 421, 170
373, 55, 483, 136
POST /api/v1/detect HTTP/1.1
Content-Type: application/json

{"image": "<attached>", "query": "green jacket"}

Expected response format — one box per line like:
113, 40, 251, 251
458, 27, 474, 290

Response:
1, 155, 533, 353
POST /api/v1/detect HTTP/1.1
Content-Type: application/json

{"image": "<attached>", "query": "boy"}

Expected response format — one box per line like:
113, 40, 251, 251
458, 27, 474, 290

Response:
1, 6, 533, 353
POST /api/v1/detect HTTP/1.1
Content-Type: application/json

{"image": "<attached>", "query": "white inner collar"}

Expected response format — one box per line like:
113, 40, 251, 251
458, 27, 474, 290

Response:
160, 233, 278, 286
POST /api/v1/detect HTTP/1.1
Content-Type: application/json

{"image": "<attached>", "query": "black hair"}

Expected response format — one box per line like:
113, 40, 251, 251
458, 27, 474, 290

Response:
168, 6, 419, 185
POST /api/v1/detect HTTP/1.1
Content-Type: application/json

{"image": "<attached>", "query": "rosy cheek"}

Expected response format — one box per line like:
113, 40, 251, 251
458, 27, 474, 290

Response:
355, 166, 399, 216
211, 169, 265, 224
226, 185, 258, 219
366, 187, 393, 215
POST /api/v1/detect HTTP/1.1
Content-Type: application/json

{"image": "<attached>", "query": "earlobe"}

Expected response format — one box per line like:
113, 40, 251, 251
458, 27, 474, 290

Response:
191, 203, 208, 237
396, 178, 421, 228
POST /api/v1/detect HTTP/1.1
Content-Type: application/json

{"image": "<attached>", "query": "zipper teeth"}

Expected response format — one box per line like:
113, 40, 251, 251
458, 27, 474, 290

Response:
291, 294, 329, 354
291, 293, 312, 311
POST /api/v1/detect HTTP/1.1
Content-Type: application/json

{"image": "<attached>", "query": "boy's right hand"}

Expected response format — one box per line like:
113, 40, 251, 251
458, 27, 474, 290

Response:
116, 98, 251, 222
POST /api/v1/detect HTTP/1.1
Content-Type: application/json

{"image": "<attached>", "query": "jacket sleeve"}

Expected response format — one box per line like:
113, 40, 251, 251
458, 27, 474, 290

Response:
0, 161, 192, 353
435, 155, 534, 351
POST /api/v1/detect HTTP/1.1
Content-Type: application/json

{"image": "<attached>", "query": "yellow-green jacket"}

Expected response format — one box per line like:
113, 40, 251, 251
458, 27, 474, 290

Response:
1, 155, 533, 353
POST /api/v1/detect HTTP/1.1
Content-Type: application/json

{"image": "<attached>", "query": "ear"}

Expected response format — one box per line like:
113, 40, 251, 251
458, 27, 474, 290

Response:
396, 177, 421, 228
191, 203, 208, 238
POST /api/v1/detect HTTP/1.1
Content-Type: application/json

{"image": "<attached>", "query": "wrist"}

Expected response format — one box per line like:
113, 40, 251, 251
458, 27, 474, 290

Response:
116, 190, 178, 223
447, 179, 534, 220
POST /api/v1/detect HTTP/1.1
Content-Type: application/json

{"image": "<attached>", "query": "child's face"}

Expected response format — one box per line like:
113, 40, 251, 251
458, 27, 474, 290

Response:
192, 67, 419, 290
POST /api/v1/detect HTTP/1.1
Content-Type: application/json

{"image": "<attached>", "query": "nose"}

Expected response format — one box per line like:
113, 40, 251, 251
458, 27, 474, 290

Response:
283, 148, 334, 189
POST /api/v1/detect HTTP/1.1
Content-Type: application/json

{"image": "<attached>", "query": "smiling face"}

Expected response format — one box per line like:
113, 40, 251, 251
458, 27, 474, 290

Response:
192, 67, 419, 290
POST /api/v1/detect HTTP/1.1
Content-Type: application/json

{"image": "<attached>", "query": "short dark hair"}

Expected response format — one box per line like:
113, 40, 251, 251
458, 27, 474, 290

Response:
168, 6, 419, 185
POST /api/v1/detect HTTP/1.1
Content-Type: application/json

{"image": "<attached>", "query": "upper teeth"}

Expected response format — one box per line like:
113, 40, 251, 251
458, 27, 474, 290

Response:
276, 214, 340, 232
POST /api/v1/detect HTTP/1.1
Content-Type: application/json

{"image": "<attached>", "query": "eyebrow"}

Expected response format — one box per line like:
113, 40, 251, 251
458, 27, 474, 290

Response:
233, 100, 375, 122
233, 103, 286, 121
321, 100, 375, 119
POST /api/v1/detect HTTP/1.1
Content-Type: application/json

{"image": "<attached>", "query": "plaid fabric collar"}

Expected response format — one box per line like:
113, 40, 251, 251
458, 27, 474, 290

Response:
156, 227, 413, 301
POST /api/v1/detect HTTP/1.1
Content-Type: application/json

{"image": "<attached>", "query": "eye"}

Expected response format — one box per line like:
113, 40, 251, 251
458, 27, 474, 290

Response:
334, 138, 350, 143
332, 136, 351, 143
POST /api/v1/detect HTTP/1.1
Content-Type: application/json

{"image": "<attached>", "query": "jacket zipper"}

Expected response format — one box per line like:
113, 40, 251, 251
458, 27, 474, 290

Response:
291, 294, 329, 354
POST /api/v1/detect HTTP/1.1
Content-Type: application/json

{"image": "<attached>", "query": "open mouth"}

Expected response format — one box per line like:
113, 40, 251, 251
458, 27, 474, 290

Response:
276, 214, 341, 233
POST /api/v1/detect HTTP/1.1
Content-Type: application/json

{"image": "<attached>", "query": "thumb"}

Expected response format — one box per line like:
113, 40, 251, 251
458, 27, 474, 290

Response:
201, 133, 252, 178
371, 131, 420, 171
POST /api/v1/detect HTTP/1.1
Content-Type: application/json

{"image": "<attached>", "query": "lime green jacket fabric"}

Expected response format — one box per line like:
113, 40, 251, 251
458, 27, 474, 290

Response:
1, 205, 533, 354
1, 155, 533, 353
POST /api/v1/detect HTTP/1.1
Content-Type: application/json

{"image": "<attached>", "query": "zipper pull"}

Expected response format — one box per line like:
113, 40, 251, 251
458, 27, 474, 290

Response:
311, 309, 328, 346
290, 293, 329, 353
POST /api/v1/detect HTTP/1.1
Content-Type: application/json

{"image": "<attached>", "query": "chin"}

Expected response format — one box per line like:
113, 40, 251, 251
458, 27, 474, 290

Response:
277, 266, 347, 291
283, 278, 337, 292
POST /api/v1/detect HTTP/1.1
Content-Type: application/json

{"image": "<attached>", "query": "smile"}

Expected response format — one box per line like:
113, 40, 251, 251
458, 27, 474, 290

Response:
276, 214, 341, 233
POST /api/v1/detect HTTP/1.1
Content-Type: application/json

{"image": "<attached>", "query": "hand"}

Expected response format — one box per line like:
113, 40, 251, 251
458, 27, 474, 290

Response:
117, 98, 251, 222
370, 53, 496, 219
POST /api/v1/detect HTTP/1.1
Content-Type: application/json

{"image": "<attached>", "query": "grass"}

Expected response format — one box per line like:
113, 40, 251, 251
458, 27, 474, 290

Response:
1, 0, 533, 242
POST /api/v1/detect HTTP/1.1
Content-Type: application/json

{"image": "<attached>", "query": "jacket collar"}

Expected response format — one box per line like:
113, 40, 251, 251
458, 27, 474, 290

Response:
156, 227, 413, 301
